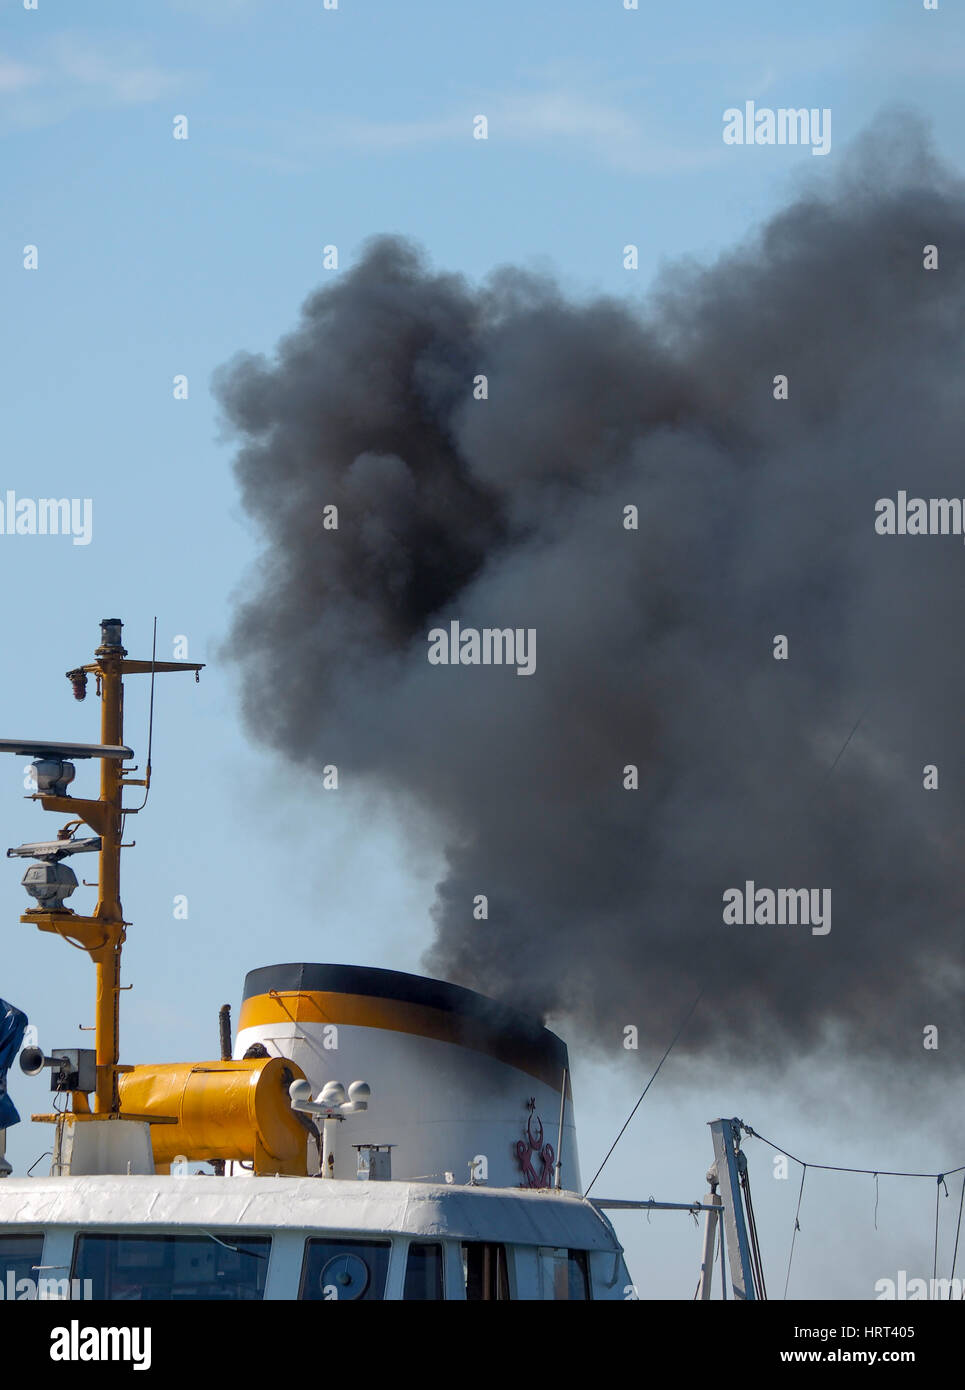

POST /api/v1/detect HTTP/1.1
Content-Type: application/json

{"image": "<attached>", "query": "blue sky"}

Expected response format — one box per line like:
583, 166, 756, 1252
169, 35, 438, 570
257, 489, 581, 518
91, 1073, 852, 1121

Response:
1, 0, 964, 1298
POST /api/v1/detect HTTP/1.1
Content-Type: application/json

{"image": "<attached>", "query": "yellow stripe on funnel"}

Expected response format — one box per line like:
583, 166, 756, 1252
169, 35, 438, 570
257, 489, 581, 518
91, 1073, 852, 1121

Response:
238, 990, 570, 1093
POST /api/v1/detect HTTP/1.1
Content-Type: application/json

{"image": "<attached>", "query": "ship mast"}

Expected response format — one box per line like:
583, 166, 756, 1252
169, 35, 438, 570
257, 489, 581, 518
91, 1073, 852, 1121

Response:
12, 619, 202, 1114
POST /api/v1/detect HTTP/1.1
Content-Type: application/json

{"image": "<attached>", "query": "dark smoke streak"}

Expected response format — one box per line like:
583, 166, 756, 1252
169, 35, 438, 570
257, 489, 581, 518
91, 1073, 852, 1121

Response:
215, 112, 965, 1072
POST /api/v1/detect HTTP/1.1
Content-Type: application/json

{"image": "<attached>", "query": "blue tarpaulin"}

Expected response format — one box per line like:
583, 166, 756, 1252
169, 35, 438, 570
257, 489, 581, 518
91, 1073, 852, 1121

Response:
0, 998, 28, 1129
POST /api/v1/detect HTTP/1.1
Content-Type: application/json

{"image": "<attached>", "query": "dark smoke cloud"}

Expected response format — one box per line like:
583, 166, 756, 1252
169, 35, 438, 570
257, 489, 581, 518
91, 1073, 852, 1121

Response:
215, 112, 965, 1072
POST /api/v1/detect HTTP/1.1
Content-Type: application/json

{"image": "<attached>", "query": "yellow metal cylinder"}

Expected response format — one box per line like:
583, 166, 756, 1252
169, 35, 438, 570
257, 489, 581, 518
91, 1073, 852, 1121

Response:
118, 1058, 309, 1174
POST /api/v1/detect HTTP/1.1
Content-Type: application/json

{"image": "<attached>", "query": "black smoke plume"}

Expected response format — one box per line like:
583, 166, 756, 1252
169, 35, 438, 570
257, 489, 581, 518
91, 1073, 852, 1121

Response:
214, 113, 965, 1072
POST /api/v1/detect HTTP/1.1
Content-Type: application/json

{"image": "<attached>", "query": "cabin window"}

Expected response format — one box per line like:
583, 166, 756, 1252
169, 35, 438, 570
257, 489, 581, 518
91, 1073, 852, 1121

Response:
462, 1242, 510, 1301
567, 1248, 591, 1299
72, 1232, 271, 1300
402, 1242, 444, 1300
0, 1234, 44, 1293
537, 1246, 591, 1300
299, 1238, 391, 1301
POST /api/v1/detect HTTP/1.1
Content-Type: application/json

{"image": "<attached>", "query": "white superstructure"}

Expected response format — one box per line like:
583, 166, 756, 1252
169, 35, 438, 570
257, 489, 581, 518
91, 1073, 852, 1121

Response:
0, 1174, 630, 1300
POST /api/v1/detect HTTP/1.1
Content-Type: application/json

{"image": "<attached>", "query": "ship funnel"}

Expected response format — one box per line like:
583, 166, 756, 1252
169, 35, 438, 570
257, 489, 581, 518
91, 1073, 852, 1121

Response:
236, 963, 579, 1190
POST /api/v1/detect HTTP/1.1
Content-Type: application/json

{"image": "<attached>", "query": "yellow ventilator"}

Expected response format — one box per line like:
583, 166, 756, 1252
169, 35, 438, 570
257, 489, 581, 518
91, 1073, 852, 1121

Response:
118, 1057, 310, 1175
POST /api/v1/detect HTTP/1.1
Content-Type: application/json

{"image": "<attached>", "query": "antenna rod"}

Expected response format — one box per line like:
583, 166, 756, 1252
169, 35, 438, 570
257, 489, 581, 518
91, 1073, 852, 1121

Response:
145, 617, 157, 794
555, 1067, 567, 1190
128, 619, 158, 815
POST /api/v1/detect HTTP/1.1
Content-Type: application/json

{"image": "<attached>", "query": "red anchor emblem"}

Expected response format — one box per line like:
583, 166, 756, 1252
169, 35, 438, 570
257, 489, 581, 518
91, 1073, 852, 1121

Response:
516, 1101, 554, 1188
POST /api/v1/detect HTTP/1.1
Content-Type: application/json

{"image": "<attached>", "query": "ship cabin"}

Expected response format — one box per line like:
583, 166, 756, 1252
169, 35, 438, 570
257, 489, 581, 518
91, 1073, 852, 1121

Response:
0, 1175, 629, 1300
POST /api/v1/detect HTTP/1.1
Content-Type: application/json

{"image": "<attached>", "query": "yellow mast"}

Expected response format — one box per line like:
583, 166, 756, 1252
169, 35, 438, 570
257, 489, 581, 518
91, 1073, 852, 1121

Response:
25, 619, 202, 1113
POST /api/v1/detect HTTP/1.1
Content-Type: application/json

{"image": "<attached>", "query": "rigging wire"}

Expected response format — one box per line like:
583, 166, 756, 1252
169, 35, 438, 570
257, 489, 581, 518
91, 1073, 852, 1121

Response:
583, 989, 703, 1197
783, 1164, 807, 1299
824, 707, 870, 780
741, 1162, 767, 1299
742, 1124, 965, 1181
950, 1174, 965, 1293
744, 1123, 965, 1296
934, 1175, 948, 1282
